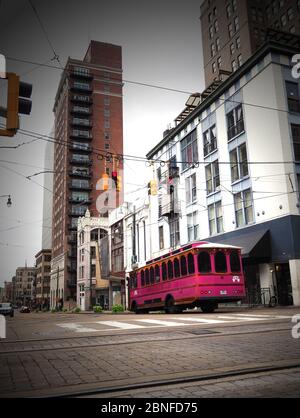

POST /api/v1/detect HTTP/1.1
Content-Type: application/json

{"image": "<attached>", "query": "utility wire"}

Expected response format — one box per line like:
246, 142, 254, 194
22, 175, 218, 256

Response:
1, 123, 298, 166
27, 0, 63, 68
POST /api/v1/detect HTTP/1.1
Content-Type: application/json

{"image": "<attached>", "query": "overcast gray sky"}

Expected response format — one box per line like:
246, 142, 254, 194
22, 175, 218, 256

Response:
0, 0, 204, 286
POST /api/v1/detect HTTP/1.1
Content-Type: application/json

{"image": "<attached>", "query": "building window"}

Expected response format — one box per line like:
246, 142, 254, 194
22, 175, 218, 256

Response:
291, 124, 300, 161
104, 109, 110, 117
104, 132, 110, 140
234, 189, 254, 227
212, 62, 217, 73
230, 43, 235, 55
105, 119, 110, 129
227, 104, 244, 140
237, 54, 243, 67
203, 124, 217, 157
169, 214, 180, 248
216, 38, 220, 52
286, 81, 300, 113
105, 143, 110, 150
90, 264, 96, 278
230, 143, 249, 183
187, 211, 199, 242
208, 201, 223, 235
232, 0, 237, 12
232, 60, 237, 72
205, 160, 220, 195
215, 251, 227, 273
228, 23, 234, 38
185, 173, 197, 204
180, 130, 198, 170
159, 226, 164, 250
236, 37, 241, 50
104, 97, 110, 106
209, 26, 214, 39
112, 247, 123, 272
217, 56, 222, 69
290, 26, 296, 34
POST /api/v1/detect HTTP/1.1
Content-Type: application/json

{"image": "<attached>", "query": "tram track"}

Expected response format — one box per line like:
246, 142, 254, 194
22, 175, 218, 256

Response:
42, 361, 300, 398
0, 324, 292, 355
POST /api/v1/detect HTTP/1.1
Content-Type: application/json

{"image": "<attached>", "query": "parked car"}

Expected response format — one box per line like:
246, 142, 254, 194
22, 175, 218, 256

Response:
0, 303, 14, 317
20, 306, 30, 313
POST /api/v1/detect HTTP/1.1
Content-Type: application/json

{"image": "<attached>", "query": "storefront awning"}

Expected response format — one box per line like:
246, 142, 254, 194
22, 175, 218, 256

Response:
209, 229, 270, 258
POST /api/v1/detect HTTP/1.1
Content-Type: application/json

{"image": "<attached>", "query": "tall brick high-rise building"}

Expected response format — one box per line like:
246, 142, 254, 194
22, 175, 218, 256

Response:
50, 41, 123, 308
201, 0, 300, 87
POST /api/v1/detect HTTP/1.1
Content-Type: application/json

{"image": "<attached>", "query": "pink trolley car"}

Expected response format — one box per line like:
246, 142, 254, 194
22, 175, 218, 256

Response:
129, 241, 246, 314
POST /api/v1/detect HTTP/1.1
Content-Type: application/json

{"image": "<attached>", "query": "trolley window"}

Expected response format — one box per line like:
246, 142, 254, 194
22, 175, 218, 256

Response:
141, 270, 145, 287
162, 262, 167, 281
230, 250, 241, 272
215, 251, 227, 273
174, 258, 180, 278
180, 256, 188, 276
155, 265, 161, 283
145, 269, 150, 286
168, 260, 174, 280
150, 267, 155, 284
188, 253, 195, 274
198, 251, 211, 273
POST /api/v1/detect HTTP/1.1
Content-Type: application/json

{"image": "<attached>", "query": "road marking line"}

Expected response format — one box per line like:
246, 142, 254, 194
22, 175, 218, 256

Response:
235, 314, 292, 319
57, 323, 100, 333
135, 319, 190, 327
95, 321, 145, 329
217, 315, 267, 321
172, 317, 227, 324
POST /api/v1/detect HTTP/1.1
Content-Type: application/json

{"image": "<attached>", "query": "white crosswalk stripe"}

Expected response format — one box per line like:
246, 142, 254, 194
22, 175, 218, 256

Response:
135, 319, 190, 327
57, 313, 291, 333
95, 321, 144, 329
172, 317, 227, 324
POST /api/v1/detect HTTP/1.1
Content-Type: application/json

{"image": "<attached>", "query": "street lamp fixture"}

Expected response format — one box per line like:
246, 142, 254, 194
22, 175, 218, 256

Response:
0, 194, 12, 207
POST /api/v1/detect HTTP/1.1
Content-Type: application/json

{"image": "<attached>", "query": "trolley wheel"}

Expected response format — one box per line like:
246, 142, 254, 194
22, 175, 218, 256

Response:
165, 296, 181, 314
200, 302, 217, 313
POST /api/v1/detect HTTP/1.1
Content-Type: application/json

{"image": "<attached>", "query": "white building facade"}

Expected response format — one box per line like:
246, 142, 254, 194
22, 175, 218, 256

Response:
76, 210, 109, 311
146, 39, 300, 307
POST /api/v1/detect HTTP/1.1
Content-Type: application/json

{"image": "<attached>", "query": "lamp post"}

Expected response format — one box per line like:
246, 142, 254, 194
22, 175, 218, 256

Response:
0, 194, 12, 207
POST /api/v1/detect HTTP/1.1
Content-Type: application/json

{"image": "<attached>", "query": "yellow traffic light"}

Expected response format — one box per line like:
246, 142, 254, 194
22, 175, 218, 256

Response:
0, 72, 32, 137
117, 175, 122, 192
148, 180, 157, 196
102, 173, 109, 191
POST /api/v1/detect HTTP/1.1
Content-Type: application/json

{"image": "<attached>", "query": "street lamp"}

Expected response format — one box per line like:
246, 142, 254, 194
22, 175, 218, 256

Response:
0, 194, 12, 207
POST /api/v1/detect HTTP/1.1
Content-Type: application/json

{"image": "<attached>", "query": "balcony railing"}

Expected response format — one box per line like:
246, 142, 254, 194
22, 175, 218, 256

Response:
71, 95, 93, 105
69, 157, 92, 166
68, 196, 91, 204
228, 119, 245, 141
71, 83, 92, 93
69, 169, 92, 178
69, 181, 92, 191
71, 118, 92, 128
70, 143, 92, 153
70, 70, 93, 81
71, 107, 92, 116
70, 132, 93, 141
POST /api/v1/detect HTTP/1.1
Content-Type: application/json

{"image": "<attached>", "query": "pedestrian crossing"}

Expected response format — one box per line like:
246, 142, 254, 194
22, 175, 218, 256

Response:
56, 313, 292, 334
